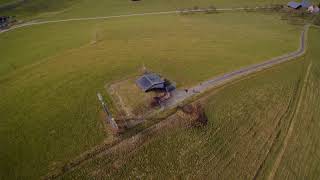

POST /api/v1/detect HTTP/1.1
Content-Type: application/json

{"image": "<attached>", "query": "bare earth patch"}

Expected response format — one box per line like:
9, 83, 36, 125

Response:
107, 77, 161, 118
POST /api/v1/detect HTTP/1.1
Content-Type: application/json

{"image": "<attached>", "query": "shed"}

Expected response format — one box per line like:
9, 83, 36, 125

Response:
136, 73, 165, 92
288, 1, 302, 9
136, 73, 176, 92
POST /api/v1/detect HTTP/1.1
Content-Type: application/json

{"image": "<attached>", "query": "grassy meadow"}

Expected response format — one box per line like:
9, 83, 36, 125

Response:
1, 0, 290, 20
48, 0, 289, 20
61, 40, 308, 180
62, 27, 320, 179
270, 27, 320, 179
0, 0, 14, 6
0, 12, 302, 179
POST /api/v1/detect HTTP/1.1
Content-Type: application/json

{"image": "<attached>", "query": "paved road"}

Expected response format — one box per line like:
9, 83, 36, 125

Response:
0, 6, 273, 34
163, 24, 310, 107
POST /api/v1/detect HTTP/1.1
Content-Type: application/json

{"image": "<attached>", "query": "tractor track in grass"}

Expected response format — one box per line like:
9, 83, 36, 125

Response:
0, 6, 276, 34
267, 61, 313, 180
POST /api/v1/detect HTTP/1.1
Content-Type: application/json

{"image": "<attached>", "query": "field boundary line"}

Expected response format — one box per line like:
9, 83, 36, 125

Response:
267, 61, 312, 180
0, 6, 274, 34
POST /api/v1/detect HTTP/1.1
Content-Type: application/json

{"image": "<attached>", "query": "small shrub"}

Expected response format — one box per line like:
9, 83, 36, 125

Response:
178, 103, 208, 127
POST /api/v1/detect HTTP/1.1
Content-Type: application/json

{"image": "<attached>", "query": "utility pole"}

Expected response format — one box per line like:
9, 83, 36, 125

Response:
97, 93, 118, 130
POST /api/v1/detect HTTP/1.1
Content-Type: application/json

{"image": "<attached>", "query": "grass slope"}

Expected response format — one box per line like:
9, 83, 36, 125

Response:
62, 46, 306, 179
50, 0, 289, 20
0, 0, 78, 18
0, 0, 14, 6
1, 0, 289, 20
271, 27, 320, 179
61, 26, 320, 180
0, 12, 302, 179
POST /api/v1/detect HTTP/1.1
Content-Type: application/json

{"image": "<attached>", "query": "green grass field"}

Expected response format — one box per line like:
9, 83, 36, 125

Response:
61, 42, 305, 180
0, 11, 302, 179
49, 0, 289, 20
0, 0, 78, 18
1, 0, 289, 20
270, 27, 320, 179
0, 0, 14, 5
62, 27, 320, 179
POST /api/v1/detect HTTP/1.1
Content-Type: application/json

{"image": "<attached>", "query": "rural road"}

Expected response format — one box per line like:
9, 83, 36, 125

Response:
0, 6, 274, 34
163, 24, 310, 108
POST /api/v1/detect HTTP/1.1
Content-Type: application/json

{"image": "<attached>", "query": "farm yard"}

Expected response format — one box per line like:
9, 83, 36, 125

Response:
0, 0, 320, 179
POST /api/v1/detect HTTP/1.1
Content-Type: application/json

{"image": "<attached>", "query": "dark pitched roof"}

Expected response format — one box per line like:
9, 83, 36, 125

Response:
288, 1, 302, 8
136, 73, 165, 92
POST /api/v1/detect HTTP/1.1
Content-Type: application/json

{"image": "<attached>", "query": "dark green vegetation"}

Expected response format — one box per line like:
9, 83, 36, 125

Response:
62, 27, 320, 179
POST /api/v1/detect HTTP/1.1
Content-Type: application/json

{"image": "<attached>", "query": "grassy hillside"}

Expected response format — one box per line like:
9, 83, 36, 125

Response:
0, 12, 302, 179
50, 0, 289, 19
1, 0, 289, 20
0, 0, 78, 18
62, 27, 320, 179
62, 42, 307, 179
0, 0, 14, 5
0, 12, 301, 79
270, 27, 320, 179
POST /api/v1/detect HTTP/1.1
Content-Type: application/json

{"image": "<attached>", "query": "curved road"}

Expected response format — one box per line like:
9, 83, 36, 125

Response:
0, 6, 273, 34
163, 24, 310, 107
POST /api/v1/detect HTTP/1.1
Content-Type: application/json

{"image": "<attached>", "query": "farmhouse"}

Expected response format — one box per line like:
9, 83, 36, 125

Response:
136, 73, 176, 92
0, 16, 9, 29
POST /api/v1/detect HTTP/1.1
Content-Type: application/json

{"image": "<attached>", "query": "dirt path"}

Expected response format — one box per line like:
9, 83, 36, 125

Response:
267, 61, 312, 180
0, 6, 274, 34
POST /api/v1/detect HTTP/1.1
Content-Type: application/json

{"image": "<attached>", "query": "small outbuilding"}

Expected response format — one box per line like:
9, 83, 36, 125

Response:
136, 73, 176, 92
